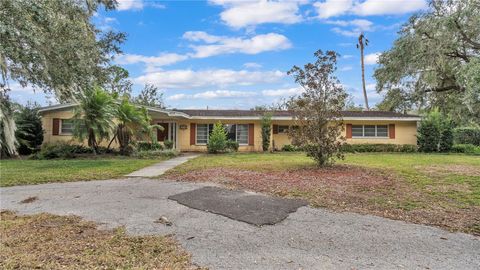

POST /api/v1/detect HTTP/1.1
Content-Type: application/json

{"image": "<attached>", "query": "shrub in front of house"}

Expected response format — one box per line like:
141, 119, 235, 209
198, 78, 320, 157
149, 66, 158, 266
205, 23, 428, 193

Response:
207, 122, 227, 154
454, 127, 480, 146
226, 140, 239, 152
417, 109, 454, 152
341, 143, 417, 153
131, 149, 179, 159
32, 142, 94, 159
136, 141, 163, 151
163, 140, 174, 150
281, 144, 300, 152
451, 144, 480, 155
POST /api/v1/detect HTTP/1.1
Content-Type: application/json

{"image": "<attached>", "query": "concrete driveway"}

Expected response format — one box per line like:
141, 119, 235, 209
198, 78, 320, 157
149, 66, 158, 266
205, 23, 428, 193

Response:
1, 179, 479, 270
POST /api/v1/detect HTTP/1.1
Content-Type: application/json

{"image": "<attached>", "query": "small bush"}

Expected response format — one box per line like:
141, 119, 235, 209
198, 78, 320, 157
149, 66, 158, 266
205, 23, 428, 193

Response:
163, 140, 174, 150
226, 140, 239, 152
451, 144, 480, 155
281, 144, 298, 152
341, 143, 417, 153
131, 149, 179, 159
137, 141, 163, 151
207, 122, 227, 154
454, 127, 480, 146
33, 142, 93, 159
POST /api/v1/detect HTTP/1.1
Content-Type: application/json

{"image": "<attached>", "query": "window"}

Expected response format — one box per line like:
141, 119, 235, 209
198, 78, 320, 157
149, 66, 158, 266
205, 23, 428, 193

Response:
351, 125, 389, 138
196, 124, 209, 144
196, 123, 249, 145
60, 119, 74, 134
278, 125, 289, 133
236, 124, 249, 145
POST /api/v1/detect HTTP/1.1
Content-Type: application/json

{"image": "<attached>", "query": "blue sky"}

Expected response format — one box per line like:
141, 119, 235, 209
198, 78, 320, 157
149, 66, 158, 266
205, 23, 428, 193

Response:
11, 0, 427, 109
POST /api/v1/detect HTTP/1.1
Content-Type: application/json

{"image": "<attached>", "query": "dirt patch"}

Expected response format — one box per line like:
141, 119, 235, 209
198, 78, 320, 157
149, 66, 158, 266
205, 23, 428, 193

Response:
0, 211, 204, 270
164, 166, 480, 235
19, 196, 38, 204
419, 165, 480, 177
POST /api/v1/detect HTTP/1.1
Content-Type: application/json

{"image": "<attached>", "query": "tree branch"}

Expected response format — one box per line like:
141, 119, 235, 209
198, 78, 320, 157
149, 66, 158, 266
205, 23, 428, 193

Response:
454, 19, 480, 50
423, 85, 464, 93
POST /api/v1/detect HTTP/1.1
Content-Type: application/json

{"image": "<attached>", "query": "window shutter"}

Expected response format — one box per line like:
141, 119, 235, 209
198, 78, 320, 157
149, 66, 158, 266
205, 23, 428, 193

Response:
272, 124, 279, 134
248, 123, 254, 146
190, 123, 196, 145
52, 118, 60, 135
389, 124, 395, 139
346, 124, 352, 139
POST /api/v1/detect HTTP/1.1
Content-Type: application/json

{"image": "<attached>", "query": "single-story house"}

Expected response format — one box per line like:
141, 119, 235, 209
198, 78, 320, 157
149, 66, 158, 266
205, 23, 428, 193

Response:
38, 104, 421, 152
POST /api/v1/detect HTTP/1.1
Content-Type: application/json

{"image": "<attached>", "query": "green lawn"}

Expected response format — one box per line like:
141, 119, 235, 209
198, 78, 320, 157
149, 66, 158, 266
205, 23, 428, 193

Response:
0, 158, 164, 187
165, 152, 480, 234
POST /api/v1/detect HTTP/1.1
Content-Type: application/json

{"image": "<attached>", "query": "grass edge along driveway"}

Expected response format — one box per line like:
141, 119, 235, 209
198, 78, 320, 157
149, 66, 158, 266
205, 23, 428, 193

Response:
0, 158, 164, 187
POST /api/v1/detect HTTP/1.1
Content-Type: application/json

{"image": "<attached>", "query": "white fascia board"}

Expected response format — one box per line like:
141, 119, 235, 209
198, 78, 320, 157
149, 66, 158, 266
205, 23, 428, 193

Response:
38, 103, 77, 113
341, 117, 421, 121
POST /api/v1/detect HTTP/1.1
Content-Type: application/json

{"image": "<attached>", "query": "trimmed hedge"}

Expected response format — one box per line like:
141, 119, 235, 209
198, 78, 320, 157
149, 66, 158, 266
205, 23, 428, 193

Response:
136, 141, 163, 151
341, 143, 417, 153
454, 127, 480, 146
226, 140, 239, 152
451, 144, 480, 155
281, 144, 302, 152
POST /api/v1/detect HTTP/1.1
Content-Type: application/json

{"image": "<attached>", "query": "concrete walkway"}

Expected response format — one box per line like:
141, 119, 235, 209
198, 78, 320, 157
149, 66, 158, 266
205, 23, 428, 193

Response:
126, 154, 200, 177
1, 179, 479, 270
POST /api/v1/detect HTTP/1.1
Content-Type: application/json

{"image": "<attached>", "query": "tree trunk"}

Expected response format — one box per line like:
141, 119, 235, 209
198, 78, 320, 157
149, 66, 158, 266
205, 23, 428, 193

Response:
359, 34, 370, 110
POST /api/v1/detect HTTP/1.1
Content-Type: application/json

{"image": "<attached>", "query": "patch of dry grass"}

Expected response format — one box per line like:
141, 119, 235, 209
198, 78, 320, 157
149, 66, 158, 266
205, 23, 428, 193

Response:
164, 152, 480, 235
0, 211, 203, 270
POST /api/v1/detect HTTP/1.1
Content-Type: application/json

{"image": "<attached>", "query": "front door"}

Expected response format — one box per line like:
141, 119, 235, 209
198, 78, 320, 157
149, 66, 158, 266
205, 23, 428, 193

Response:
157, 122, 177, 149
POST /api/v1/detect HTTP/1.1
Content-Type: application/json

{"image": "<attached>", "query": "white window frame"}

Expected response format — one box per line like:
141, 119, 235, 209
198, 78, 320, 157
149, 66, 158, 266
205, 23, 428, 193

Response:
351, 124, 389, 138
60, 119, 74, 135
236, 124, 249, 146
195, 124, 210, 145
195, 123, 249, 145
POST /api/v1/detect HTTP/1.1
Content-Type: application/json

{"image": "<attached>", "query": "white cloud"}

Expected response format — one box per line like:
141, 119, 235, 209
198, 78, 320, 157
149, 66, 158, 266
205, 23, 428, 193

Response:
355, 0, 427, 16
261, 87, 303, 97
167, 90, 257, 100
366, 83, 376, 91
184, 32, 292, 58
314, 0, 353, 19
115, 53, 188, 71
340, 66, 353, 71
134, 69, 285, 89
210, 0, 304, 28
314, 0, 427, 18
243, 62, 262, 69
116, 0, 167, 11
342, 54, 354, 59
364, 52, 380, 65
116, 0, 144, 11
327, 19, 375, 37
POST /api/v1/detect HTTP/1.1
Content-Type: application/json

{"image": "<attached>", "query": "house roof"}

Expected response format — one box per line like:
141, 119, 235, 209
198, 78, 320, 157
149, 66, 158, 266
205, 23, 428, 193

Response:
176, 109, 419, 119
38, 103, 420, 121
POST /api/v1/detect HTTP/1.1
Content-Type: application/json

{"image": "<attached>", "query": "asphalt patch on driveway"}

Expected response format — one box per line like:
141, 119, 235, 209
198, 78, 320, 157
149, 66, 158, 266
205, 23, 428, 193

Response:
168, 186, 308, 226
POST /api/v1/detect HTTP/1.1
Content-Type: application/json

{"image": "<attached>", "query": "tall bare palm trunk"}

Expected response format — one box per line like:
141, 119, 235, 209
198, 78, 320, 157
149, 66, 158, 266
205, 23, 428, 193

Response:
358, 34, 370, 111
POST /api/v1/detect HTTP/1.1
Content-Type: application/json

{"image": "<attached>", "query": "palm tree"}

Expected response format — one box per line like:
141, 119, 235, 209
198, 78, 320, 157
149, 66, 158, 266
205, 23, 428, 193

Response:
357, 33, 370, 110
72, 86, 116, 153
108, 97, 163, 153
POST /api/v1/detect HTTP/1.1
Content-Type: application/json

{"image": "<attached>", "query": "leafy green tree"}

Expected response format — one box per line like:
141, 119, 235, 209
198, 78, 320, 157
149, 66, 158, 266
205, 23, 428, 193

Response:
103, 66, 133, 98
261, 113, 272, 151
0, 0, 125, 101
14, 102, 44, 155
207, 122, 227, 154
287, 50, 347, 166
374, 0, 479, 125
134, 84, 165, 108
417, 109, 454, 152
72, 86, 116, 153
